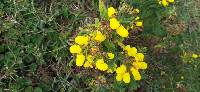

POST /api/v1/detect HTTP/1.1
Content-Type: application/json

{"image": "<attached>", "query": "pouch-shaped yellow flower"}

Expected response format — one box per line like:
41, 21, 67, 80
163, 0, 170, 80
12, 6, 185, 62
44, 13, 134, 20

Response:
95, 31, 106, 42
116, 25, 129, 37
83, 61, 93, 68
83, 55, 93, 68
108, 7, 116, 17
96, 59, 108, 71
192, 54, 198, 59
107, 52, 115, 59
122, 72, 131, 83
116, 64, 127, 74
75, 36, 89, 45
76, 54, 85, 66
133, 8, 140, 14
130, 67, 141, 80
133, 62, 147, 69
116, 74, 123, 81
162, 0, 169, 7
135, 53, 144, 62
70, 45, 82, 54
136, 21, 143, 27
127, 47, 137, 57
109, 18, 120, 29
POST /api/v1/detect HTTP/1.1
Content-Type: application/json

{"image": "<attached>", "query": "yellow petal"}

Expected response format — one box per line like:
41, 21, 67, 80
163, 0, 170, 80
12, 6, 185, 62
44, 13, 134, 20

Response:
133, 8, 140, 14
135, 16, 140, 20
109, 18, 120, 29
108, 7, 116, 17
135, 53, 144, 62
130, 67, 141, 80
136, 21, 143, 27
116, 25, 129, 37
127, 47, 137, 57
70, 45, 82, 54
122, 72, 131, 83
133, 62, 147, 69
192, 54, 198, 59
116, 74, 123, 81
162, 0, 169, 7
107, 52, 115, 59
76, 54, 85, 66
116, 64, 127, 74
75, 36, 89, 45
95, 31, 106, 42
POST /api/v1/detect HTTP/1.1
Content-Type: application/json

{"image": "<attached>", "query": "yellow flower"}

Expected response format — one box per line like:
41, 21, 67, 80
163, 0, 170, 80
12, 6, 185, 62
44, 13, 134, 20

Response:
116, 71, 131, 83
124, 45, 131, 51
130, 67, 141, 80
135, 16, 140, 20
133, 8, 140, 14
116, 64, 127, 74
86, 55, 93, 62
133, 62, 147, 69
84, 55, 93, 68
135, 53, 144, 62
96, 59, 108, 71
70, 45, 82, 54
162, 0, 169, 7
84, 61, 93, 68
116, 74, 123, 81
76, 54, 85, 66
101, 63, 108, 71
75, 36, 89, 45
125, 45, 137, 57
129, 47, 137, 57
136, 21, 143, 27
192, 54, 198, 59
124, 45, 138, 57
116, 25, 129, 37
167, 0, 174, 3
95, 31, 106, 42
96, 59, 104, 65
108, 7, 116, 17
122, 72, 131, 83
107, 52, 115, 59
109, 18, 120, 29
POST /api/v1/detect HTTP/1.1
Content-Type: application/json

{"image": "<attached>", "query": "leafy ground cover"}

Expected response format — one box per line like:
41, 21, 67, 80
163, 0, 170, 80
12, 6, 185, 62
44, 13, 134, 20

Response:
0, 0, 199, 92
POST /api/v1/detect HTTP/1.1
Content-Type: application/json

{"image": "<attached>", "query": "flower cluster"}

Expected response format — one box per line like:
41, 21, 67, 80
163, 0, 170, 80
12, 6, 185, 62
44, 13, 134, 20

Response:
115, 45, 147, 83
159, 0, 175, 7
108, 7, 143, 38
70, 32, 108, 69
69, 6, 147, 84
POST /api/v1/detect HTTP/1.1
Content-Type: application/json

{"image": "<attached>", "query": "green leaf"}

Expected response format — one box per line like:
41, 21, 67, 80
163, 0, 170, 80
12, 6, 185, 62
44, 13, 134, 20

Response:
25, 86, 33, 92
30, 63, 37, 71
62, 6, 69, 19
95, 18, 100, 28
102, 39, 117, 52
99, 0, 108, 19
34, 87, 42, 92
129, 79, 139, 90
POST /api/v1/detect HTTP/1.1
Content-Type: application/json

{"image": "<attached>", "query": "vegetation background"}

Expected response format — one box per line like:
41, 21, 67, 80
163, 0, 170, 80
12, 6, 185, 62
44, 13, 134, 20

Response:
0, 0, 199, 92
